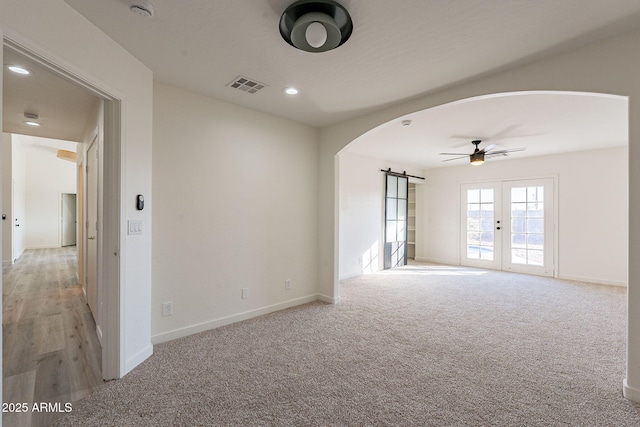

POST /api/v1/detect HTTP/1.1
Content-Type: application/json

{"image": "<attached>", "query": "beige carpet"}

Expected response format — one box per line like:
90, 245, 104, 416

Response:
54, 263, 640, 426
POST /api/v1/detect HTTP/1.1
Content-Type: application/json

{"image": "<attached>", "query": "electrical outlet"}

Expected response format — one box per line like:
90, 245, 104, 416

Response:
242, 288, 249, 299
162, 301, 173, 316
285, 279, 291, 290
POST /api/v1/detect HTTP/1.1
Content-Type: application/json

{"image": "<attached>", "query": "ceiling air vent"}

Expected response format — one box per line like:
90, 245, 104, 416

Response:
227, 76, 267, 94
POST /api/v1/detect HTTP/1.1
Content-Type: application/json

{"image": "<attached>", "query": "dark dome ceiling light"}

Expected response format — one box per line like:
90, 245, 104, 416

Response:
279, 0, 353, 53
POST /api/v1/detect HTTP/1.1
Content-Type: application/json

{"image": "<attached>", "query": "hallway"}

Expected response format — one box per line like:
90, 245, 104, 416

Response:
3, 247, 103, 426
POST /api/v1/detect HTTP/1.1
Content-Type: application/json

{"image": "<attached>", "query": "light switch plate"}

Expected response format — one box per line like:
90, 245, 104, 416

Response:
128, 220, 143, 235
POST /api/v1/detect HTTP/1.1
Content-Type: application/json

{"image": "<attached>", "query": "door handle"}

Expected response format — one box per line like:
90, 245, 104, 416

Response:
88, 236, 96, 240
15, 224, 20, 227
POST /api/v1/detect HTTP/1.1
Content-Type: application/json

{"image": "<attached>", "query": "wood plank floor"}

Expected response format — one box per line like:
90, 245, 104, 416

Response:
3, 247, 103, 427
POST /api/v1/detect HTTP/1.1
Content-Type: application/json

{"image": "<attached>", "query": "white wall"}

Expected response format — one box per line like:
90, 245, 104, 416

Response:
22, 142, 76, 249
338, 151, 424, 279
1, 0, 154, 377
419, 147, 627, 286
151, 82, 319, 343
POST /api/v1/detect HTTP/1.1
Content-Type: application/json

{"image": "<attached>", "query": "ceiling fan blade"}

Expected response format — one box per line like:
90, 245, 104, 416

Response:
439, 152, 470, 156
482, 144, 499, 152
442, 155, 469, 162
449, 136, 488, 148
485, 152, 510, 158
485, 147, 526, 155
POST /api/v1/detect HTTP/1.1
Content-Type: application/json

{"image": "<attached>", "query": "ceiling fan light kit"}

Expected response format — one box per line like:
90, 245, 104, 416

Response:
470, 152, 485, 165
280, 0, 353, 53
440, 139, 525, 165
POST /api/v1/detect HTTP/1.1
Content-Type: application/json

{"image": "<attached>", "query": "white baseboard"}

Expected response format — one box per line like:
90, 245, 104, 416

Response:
411, 261, 627, 287
151, 294, 323, 345
558, 274, 627, 287
123, 344, 154, 377
318, 294, 340, 304
414, 257, 459, 266
26, 245, 61, 250
623, 379, 640, 403
339, 271, 362, 280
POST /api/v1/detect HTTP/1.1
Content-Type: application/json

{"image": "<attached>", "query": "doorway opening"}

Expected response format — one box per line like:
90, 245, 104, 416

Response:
2, 37, 122, 384
61, 193, 77, 247
460, 177, 556, 277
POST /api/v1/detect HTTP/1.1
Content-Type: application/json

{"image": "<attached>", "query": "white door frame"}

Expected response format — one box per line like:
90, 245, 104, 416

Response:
460, 176, 558, 278
501, 178, 556, 277
3, 38, 122, 380
86, 136, 99, 323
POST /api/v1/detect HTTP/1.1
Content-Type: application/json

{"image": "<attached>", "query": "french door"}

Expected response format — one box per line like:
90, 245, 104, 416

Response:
461, 178, 555, 276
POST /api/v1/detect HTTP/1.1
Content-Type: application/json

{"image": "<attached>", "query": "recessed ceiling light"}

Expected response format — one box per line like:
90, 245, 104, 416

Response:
24, 112, 40, 126
284, 87, 299, 95
8, 65, 30, 75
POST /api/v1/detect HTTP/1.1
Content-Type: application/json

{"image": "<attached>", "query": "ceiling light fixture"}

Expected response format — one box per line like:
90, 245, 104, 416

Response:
24, 121, 41, 127
8, 65, 30, 75
279, 0, 353, 53
284, 87, 299, 95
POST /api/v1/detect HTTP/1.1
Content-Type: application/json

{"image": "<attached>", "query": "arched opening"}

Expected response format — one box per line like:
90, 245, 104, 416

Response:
337, 90, 628, 285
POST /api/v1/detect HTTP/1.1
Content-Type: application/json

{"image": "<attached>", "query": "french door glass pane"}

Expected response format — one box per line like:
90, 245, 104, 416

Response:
510, 186, 545, 265
512, 187, 527, 202
466, 188, 494, 260
512, 218, 525, 232
480, 189, 494, 203
480, 246, 494, 260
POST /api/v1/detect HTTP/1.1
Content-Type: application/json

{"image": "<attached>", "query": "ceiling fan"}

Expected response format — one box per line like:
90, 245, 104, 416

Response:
440, 140, 526, 165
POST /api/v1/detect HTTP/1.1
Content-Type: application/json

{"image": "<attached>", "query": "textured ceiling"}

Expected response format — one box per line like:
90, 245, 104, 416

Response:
3, 47, 100, 143
62, 0, 640, 127
3, 1, 637, 167
345, 92, 628, 169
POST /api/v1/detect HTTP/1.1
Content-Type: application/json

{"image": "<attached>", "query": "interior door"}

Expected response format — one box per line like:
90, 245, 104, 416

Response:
461, 178, 555, 277
12, 179, 25, 263
87, 139, 99, 319
61, 193, 77, 246
384, 174, 408, 269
